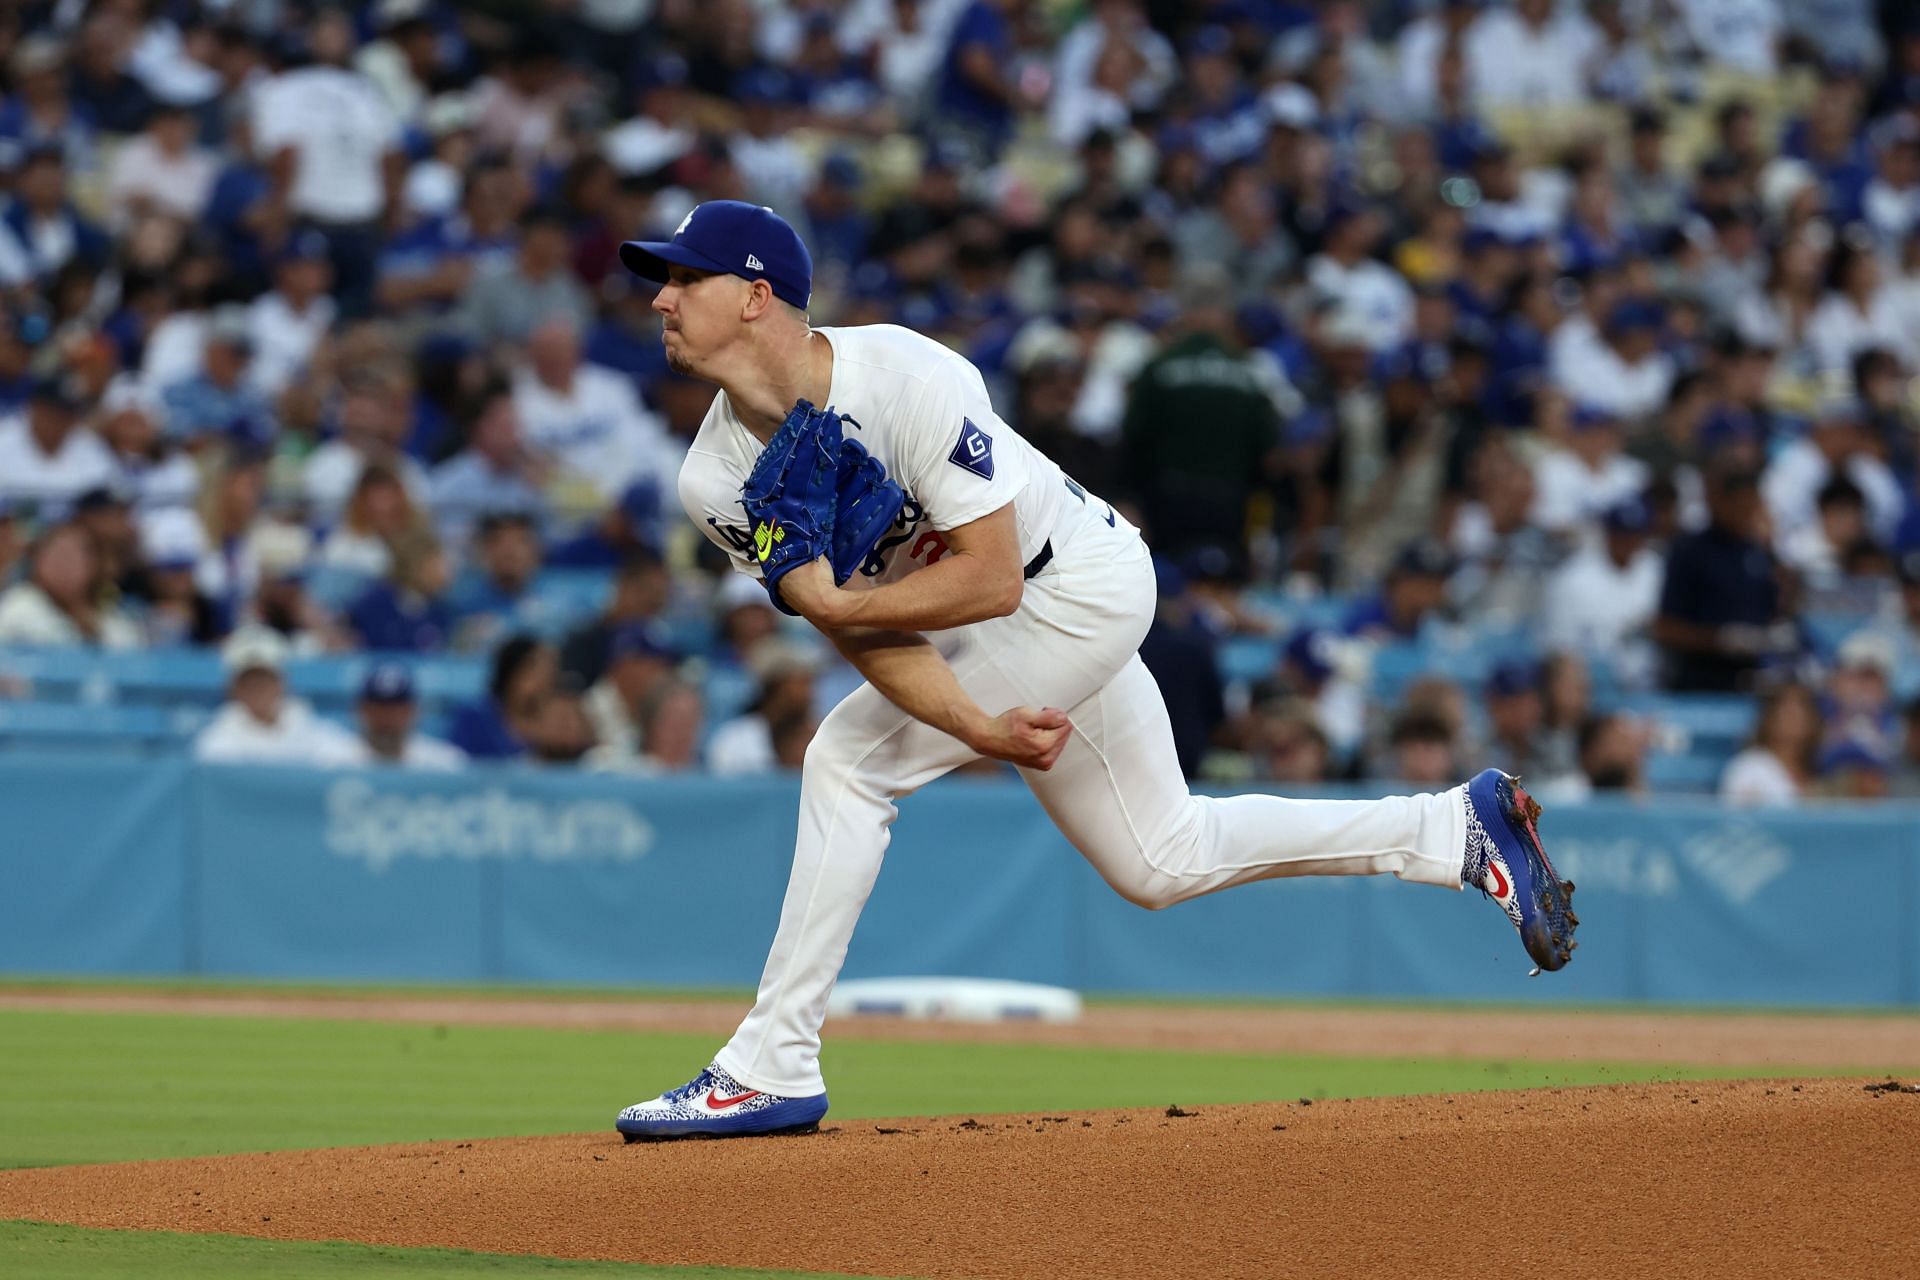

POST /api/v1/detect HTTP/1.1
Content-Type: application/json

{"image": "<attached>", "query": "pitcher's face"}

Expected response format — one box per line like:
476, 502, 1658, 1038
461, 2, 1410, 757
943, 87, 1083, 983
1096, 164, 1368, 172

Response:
652, 265, 742, 378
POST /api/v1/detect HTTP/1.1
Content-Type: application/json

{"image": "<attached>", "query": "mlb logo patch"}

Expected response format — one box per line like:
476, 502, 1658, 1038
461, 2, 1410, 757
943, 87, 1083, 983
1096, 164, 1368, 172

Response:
948, 419, 994, 480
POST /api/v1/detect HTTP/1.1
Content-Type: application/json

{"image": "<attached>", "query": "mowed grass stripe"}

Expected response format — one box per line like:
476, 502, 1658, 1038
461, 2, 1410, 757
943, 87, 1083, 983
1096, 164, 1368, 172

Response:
0, 1220, 894, 1280
0, 1008, 1794, 1170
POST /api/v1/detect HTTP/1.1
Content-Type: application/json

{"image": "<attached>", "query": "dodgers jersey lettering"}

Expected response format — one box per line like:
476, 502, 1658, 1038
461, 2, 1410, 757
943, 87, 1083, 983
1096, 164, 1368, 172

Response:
679, 324, 1080, 587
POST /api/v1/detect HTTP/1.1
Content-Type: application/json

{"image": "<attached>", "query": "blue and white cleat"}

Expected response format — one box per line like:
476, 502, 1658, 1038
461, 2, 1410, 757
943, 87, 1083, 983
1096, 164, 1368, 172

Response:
1463, 768, 1579, 973
616, 1063, 828, 1142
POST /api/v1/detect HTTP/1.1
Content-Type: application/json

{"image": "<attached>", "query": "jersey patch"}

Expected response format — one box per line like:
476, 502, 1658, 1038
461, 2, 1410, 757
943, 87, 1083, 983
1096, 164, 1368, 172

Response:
948, 419, 994, 480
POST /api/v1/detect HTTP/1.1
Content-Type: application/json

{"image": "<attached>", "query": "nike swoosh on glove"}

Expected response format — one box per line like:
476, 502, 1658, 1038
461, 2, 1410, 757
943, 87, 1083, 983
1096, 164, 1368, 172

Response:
742, 400, 842, 616
831, 435, 907, 585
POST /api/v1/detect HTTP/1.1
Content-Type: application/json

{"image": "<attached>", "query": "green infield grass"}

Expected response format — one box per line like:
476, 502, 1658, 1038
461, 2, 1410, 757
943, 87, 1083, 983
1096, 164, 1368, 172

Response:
0, 1006, 1808, 1170
0, 1220, 886, 1280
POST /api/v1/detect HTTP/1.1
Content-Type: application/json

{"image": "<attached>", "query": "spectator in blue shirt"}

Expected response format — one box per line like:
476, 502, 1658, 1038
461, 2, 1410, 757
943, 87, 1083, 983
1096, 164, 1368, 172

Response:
375, 159, 521, 318
0, 37, 98, 176
1344, 539, 1455, 641
427, 379, 548, 552
449, 512, 551, 652
546, 478, 662, 569
0, 145, 109, 285
801, 153, 874, 283
447, 632, 556, 759
159, 306, 273, 443
937, 0, 1020, 155
347, 532, 458, 653
67, 12, 155, 136
1654, 463, 1795, 692
1136, 558, 1225, 779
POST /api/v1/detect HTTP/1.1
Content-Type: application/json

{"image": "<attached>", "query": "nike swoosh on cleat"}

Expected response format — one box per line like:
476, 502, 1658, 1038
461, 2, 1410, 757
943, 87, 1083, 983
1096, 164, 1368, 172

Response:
1487, 860, 1510, 901
707, 1089, 762, 1109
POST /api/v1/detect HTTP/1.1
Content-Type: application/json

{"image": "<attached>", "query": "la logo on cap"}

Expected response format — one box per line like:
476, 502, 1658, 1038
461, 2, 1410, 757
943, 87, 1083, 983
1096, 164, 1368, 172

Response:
746, 253, 765, 270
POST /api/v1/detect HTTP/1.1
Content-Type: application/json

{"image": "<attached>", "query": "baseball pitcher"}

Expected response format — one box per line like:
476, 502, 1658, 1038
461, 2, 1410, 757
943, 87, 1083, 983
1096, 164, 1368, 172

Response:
613, 202, 1578, 1140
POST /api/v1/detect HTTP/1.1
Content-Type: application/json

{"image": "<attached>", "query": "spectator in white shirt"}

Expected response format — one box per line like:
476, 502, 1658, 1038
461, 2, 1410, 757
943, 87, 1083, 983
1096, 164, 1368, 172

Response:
512, 315, 679, 508
838, 0, 966, 119
318, 661, 466, 770
603, 55, 698, 177
1549, 298, 1676, 424
630, 678, 705, 774
135, 505, 223, 647
353, 0, 441, 126
302, 364, 431, 520
1680, 0, 1783, 76
1761, 397, 1904, 546
1862, 118, 1920, 259
1806, 238, 1917, 374
1778, 473, 1870, 589
0, 371, 115, 512
0, 519, 141, 648
1464, 0, 1598, 109
252, 8, 404, 317
729, 69, 814, 218
194, 626, 358, 764
191, 444, 278, 626
105, 100, 217, 228
1531, 403, 1652, 535
1584, 0, 1656, 103
1049, 0, 1176, 144
707, 641, 822, 775
247, 229, 337, 397
316, 463, 421, 581
1305, 205, 1414, 353
1054, 0, 1175, 111
1395, 0, 1482, 121
582, 623, 681, 766
97, 377, 198, 513
1542, 496, 1664, 659
1720, 680, 1818, 805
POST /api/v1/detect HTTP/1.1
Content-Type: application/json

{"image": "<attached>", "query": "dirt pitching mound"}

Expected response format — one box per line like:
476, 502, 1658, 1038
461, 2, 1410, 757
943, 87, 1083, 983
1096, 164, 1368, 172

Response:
3, 1079, 1915, 1279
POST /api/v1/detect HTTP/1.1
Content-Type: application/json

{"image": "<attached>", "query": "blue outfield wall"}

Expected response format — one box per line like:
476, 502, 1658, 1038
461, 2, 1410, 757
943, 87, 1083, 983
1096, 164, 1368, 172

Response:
4, 757, 1918, 1006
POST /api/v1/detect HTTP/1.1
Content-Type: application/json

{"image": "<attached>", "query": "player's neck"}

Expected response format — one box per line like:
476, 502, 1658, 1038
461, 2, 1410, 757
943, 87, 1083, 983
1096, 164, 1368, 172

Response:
722, 329, 835, 443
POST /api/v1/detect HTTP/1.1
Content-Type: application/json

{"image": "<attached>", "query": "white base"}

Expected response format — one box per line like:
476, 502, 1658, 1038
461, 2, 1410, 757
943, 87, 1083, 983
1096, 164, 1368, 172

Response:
826, 976, 1082, 1023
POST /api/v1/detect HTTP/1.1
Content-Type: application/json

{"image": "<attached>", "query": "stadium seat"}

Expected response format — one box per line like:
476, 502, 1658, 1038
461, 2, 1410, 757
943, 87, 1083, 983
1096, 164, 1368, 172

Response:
0, 701, 207, 753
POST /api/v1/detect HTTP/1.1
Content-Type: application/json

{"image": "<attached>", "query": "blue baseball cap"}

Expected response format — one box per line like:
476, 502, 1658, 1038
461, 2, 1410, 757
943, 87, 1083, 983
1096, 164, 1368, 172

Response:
278, 228, 330, 266
1606, 299, 1663, 334
1603, 496, 1653, 534
1570, 404, 1619, 431
609, 623, 677, 664
1284, 629, 1337, 686
1818, 738, 1889, 776
619, 200, 813, 310
361, 662, 416, 704
1485, 659, 1539, 699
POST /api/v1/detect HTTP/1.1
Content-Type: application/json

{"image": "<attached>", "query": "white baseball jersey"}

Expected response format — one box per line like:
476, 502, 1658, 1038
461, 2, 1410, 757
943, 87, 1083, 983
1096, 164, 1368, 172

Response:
672, 320, 1476, 1101
679, 324, 1103, 598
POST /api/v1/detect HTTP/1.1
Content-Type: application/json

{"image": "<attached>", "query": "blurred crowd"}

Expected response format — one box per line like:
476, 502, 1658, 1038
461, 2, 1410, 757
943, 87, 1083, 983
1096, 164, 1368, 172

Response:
1, 0, 1920, 802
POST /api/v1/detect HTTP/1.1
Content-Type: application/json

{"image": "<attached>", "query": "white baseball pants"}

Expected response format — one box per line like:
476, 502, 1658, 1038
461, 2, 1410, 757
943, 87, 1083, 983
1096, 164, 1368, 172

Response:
715, 514, 1468, 1096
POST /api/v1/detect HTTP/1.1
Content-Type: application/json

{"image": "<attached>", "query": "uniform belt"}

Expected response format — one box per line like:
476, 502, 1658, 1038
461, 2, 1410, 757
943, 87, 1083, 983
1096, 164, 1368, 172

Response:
1023, 539, 1054, 580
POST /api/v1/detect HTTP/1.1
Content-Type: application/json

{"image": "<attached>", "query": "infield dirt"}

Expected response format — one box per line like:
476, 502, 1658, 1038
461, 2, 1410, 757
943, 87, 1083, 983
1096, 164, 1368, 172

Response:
3, 1077, 1914, 1279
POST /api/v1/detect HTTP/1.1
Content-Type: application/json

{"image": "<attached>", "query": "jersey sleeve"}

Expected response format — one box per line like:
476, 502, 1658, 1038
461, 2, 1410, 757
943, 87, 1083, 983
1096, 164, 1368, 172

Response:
677, 450, 764, 580
894, 355, 1030, 532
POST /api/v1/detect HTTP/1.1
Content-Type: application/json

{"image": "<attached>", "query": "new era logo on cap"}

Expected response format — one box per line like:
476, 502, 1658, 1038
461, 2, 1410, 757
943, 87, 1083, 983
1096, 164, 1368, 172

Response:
746, 254, 765, 270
